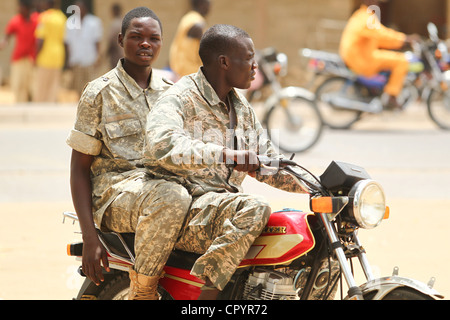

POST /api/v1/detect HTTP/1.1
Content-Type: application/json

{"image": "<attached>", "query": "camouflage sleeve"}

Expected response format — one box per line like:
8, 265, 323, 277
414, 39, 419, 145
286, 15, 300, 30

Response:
144, 93, 224, 172
250, 109, 308, 194
66, 83, 103, 156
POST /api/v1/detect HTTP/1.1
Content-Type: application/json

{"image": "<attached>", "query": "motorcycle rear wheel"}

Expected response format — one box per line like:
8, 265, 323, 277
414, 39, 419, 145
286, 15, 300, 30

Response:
315, 76, 363, 129
97, 272, 130, 300
95, 272, 173, 300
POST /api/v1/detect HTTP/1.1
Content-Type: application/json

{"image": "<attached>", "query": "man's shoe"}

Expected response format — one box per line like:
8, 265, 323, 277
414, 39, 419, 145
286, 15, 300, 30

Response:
128, 268, 160, 300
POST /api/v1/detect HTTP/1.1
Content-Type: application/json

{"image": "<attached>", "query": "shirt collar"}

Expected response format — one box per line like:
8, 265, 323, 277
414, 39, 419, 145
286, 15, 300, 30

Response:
115, 59, 167, 100
192, 68, 242, 107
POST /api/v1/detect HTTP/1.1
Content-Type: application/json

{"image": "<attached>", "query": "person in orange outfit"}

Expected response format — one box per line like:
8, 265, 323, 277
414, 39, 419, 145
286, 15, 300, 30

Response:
169, 0, 211, 77
339, 0, 418, 108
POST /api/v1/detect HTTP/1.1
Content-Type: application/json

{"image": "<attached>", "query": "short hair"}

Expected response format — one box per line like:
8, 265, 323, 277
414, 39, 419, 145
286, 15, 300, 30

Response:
191, 0, 208, 9
199, 24, 250, 66
121, 7, 163, 36
19, 0, 33, 8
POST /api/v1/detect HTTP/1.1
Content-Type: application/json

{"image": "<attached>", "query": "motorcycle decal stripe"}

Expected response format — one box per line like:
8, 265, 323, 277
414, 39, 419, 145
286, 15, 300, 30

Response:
160, 266, 204, 300
248, 234, 304, 259
163, 274, 203, 288
239, 211, 316, 267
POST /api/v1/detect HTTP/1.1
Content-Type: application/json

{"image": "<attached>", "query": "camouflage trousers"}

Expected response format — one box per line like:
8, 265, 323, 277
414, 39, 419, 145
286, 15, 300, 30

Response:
101, 178, 191, 277
175, 192, 272, 291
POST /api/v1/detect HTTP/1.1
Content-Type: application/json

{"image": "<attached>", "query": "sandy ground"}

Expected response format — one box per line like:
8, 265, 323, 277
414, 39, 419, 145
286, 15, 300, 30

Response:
0, 191, 448, 300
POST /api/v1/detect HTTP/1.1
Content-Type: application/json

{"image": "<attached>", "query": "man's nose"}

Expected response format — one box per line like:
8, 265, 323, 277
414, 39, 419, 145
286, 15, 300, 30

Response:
140, 40, 151, 48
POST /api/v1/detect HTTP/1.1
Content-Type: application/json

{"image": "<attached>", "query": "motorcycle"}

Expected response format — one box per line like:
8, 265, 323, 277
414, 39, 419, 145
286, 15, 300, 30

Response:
64, 157, 443, 300
245, 47, 324, 153
301, 23, 450, 130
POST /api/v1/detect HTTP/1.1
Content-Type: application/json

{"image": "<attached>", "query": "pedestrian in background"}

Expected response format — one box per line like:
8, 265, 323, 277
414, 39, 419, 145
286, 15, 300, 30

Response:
64, 0, 103, 98
169, 0, 211, 78
107, 3, 123, 69
0, 0, 39, 103
33, 0, 67, 103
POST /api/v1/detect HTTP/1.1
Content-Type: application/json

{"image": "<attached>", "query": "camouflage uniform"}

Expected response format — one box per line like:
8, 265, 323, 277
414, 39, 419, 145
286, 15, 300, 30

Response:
145, 69, 307, 290
66, 60, 192, 276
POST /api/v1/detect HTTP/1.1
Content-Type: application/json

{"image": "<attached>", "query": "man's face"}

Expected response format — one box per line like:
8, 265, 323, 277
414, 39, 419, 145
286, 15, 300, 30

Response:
225, 37, 258, 90
119, 17, 162, 68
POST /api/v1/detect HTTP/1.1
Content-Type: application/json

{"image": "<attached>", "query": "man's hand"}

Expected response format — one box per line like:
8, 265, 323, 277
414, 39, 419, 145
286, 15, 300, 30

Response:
82, 234, 110, 286
222, 149, 260, 176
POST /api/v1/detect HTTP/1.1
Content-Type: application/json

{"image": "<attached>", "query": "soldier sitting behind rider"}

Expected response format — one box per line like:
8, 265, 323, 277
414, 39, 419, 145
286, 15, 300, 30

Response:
67, 7, 191, 300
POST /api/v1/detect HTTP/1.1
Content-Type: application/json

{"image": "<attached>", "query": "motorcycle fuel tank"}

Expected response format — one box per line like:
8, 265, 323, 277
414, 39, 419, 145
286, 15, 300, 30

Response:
240, 209, 315, 267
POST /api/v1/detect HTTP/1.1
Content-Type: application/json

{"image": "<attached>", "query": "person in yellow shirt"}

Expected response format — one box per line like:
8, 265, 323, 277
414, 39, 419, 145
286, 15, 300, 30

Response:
339, 0, 418, 108
169, 0, 211, 78
33, 0, 67, 103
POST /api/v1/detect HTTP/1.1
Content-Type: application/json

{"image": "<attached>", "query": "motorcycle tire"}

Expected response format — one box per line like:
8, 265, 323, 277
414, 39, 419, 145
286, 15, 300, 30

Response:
264, 95, 323, 154
95, 272, 173, 300
96, 272, 130, 300
315, 76, 363, 129
380, 287, 434, 300
427, 88, 450, 130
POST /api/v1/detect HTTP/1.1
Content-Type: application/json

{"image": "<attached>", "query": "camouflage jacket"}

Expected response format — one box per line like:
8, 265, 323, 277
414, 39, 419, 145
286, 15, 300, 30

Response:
144, 69, 306, 197
66, 59, 172, 223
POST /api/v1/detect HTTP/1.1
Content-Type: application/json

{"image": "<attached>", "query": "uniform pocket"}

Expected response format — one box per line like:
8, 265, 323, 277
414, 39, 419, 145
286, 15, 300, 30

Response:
104, 118, 142, 139
104, 117, 144, 160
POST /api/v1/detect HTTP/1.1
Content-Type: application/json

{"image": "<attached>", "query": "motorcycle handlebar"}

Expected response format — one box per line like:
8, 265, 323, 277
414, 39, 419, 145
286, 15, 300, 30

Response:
257, 155, 328, 196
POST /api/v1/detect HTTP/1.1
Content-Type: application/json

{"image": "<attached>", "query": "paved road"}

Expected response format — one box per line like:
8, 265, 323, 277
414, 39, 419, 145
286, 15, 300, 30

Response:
0, 102, 449, 299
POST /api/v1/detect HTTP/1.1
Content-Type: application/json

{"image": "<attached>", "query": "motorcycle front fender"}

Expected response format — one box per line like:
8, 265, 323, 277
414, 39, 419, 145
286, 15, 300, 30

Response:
358, 276, 444, 300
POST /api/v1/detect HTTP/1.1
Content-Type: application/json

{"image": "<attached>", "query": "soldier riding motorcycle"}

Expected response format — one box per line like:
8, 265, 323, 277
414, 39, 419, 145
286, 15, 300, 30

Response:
64, 156, 443, 300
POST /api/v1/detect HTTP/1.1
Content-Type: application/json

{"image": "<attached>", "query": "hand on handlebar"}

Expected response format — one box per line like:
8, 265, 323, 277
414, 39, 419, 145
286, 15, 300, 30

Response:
222, 149, 260, 177
222, 150, 298, 177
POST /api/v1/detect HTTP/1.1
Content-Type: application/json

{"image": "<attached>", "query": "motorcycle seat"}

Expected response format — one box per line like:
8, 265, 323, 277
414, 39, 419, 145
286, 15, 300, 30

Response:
100, 231, 202, 270
166, 249, 202, 270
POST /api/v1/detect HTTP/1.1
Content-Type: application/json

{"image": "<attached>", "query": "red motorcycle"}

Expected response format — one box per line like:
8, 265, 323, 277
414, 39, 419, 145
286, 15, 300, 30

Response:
65, 158, 443, 300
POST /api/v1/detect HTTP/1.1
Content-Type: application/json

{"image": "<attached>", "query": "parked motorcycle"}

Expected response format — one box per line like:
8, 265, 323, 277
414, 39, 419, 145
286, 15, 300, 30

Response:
245, 47, 323, 153
302, 23, 450, 130
64, 157, 442, 300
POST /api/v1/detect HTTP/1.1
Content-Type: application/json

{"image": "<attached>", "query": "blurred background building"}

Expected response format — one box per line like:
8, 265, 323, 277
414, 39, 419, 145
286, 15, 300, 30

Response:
0, 0, 448, 102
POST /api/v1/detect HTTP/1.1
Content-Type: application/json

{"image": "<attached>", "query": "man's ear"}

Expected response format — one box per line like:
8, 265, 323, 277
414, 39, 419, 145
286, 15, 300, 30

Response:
218, 55, 229, 70
118, 33, 124, 48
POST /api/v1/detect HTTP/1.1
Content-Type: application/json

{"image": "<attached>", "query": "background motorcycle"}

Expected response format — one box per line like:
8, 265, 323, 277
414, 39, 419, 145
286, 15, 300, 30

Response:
65, 157, 442, 300
301, 23, 450, 130
245, 47, 324, 153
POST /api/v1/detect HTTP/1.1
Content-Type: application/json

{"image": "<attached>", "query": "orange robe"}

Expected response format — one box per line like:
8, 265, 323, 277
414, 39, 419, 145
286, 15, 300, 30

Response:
169, 11, 205, 77
339, 5, 408, 96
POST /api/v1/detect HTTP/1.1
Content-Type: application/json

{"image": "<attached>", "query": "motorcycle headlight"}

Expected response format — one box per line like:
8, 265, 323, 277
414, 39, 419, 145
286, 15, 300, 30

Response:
348, 180, 386, 229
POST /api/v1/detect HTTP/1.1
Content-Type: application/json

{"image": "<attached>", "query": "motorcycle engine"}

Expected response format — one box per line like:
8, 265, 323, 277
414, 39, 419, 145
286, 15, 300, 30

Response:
243, 269, 298, 300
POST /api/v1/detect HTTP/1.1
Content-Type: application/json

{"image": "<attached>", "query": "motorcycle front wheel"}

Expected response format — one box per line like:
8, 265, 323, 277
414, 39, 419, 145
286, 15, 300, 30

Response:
362, 287, 434, 300
315, 76, 363, 129
427, 88, 450, 130
264, 95, 323, 153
